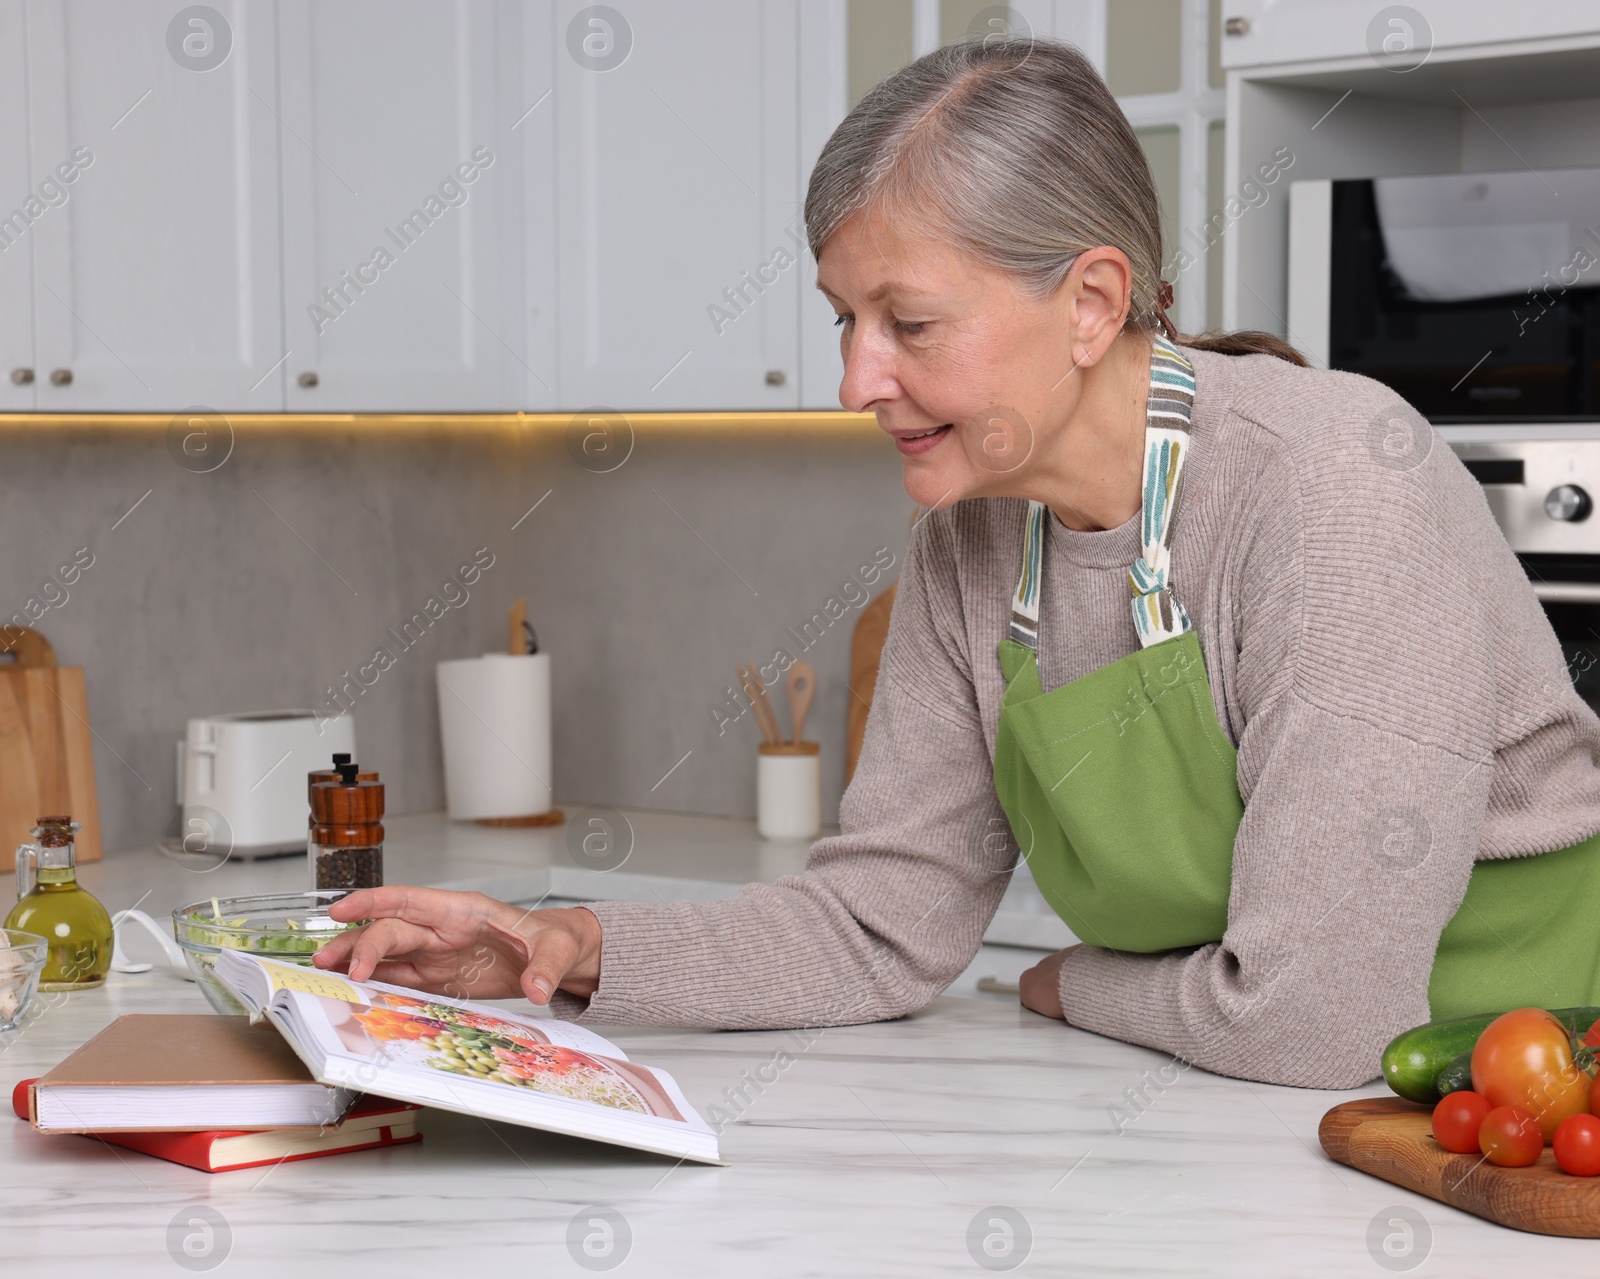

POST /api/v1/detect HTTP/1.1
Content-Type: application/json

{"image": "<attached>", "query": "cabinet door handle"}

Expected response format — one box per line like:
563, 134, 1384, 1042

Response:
298, 371, 319, 388
1533, 581, 1600, 604
9, 368, 33, 386
765, 369, 786, 386
49, 368, 72, 386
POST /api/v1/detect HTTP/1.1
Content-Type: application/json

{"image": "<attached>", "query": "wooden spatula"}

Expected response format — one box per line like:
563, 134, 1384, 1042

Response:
786, 660, 815, 744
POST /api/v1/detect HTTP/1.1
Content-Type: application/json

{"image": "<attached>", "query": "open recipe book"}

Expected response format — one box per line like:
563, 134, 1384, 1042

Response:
213, 950, 721, 1164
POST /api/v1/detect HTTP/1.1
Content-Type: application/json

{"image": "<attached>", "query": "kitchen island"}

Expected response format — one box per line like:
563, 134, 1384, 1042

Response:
0, 814, 1591, 1274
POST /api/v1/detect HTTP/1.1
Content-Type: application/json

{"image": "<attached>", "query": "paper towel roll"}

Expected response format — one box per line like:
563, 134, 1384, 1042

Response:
436, 653, 552, 820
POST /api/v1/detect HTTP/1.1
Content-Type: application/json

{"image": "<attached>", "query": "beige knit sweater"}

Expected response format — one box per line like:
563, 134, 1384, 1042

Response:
552, 347, 1600, 1089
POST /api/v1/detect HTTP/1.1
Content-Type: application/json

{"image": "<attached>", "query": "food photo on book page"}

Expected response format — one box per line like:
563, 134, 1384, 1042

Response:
322, 989, 684, 1120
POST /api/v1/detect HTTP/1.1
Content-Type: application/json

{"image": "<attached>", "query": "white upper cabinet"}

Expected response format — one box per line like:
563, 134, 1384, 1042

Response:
4, 0, 859, 413
795, 0, 847, 413
277, 0, 523, 411
0, 0, 35, 410
25, 0, 284, 412
548, 0, 802, 410
1220, 0, 1600, 71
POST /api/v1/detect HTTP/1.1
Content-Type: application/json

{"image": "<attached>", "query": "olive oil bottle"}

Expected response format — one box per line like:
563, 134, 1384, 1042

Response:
6, 816, 112, 990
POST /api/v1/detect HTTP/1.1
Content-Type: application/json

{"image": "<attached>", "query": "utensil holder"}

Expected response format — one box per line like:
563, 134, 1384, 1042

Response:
757, 742, 820, 841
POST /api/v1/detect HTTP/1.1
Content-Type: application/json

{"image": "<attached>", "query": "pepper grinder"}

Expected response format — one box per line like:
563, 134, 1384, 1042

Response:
308, 762, 385, 892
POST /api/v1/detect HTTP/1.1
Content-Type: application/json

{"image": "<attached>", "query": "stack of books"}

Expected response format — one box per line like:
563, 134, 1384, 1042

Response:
14, 1014, 421, 1173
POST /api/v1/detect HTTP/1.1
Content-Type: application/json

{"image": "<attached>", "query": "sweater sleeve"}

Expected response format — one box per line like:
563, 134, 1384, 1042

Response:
1054, 413, 1512, 1089
550, 510, 1015, 1029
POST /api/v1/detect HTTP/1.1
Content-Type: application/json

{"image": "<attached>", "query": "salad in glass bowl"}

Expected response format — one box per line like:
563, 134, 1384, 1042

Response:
172, 891, 358, 1014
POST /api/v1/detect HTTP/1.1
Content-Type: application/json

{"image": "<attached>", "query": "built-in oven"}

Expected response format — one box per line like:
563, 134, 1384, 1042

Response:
1440, 426, 1600, 716
1289, 163, 1600, 714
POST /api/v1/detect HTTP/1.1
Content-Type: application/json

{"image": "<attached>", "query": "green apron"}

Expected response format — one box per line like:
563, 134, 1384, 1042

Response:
993, 337, 1600, 1021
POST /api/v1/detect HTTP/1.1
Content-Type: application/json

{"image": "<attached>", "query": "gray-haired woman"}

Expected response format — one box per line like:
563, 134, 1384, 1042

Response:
315, 38, 1600, 1090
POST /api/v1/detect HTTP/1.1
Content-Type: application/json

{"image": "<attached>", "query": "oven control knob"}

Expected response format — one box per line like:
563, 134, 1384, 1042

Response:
1546, 485, 1593, 522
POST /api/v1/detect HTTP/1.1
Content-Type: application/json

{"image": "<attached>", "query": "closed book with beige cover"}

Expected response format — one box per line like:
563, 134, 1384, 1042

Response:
28, 1014, 353, 1133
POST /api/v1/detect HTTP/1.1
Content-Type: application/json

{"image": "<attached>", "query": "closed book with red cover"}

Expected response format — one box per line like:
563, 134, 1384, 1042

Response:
13, 1081, 422, 1172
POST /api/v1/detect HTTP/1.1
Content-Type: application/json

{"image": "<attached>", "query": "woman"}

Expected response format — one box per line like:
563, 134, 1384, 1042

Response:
315, 39, 1600, 1090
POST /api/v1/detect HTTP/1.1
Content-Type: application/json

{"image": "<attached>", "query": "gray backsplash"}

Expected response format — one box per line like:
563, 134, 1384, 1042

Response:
0, 418, 910, 853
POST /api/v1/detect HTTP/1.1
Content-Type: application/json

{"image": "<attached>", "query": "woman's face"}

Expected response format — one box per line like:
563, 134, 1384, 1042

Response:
816, 209, 1131, 513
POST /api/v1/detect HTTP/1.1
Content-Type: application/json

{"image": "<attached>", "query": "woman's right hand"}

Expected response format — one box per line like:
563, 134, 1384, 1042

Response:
311, 885, 602, 1006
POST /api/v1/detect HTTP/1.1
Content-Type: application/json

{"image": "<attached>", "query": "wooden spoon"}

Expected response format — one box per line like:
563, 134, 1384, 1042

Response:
738, 663, 782, 746
786, 660, 816, 745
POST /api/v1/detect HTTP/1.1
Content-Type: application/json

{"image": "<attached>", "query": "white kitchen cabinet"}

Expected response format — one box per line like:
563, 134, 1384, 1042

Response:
519, 0, 559, 411
1220, 0, 1600, 71
548, 0, 803, 410
0, 0, 35, 410
277, 0, 524, 411
795, 0, 846, 413
25, 0, 285, 412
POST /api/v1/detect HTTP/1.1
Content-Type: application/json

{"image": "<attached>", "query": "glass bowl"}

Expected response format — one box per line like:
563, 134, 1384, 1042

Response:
172, 892, 358, 1014
0, 930, 48, 1032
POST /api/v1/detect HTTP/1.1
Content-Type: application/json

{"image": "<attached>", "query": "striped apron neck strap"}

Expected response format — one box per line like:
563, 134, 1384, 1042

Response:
1129, 336, 1197, 647
1008, 499, 1047, 649
1008, 337, 1196, 653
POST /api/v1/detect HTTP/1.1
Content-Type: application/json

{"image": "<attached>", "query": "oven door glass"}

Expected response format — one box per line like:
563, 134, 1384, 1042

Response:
1523, 553, 1600, 717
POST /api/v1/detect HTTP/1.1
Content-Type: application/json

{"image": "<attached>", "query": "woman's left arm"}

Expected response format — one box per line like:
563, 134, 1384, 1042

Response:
1048, 409, 1593, 1089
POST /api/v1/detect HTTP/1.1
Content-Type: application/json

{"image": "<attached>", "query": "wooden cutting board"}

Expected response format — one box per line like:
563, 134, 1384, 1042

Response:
1321, 1096, 1600, 1237
846, 582, 897, 788
0, 631, 102, 864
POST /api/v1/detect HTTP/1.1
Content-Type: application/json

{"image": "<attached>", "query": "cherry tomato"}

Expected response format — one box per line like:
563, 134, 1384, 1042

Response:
1554, 1114, 1600, 1176
1472, 1008, 1592, 1142
1433, 1090, 1492, 1154
1479, 1105, 1544, 1167
1591, 1069, 1600, 1118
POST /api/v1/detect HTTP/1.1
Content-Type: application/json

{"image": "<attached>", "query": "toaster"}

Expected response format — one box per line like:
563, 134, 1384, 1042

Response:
177, 711, 356, 858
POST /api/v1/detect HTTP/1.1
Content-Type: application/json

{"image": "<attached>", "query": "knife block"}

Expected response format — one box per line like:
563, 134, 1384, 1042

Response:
0, 665, 103, 865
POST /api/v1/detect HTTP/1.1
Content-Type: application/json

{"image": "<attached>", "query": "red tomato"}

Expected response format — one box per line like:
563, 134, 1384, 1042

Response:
1433, 1091, 1492, 1154
1472, 1008, 1592, 1142
1554, 1114, 1600, 1176
1479, 1106, 1544, 1167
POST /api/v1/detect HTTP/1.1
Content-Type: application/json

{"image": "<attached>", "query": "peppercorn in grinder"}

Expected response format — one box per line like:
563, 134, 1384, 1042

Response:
308, 761, 384, 891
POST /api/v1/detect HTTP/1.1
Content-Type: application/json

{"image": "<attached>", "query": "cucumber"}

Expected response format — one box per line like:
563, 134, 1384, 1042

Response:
1381, 1005, 1600, 1104
1434, 1050, 1473, 1097
1382, 1012, 1499, 1104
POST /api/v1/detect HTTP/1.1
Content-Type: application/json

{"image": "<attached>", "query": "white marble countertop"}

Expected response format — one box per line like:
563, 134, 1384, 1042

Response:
79, 806, 1075, 952
2, 812, 1591, 1274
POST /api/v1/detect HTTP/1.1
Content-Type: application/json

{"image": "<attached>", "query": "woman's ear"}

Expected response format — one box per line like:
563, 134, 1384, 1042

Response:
1059, 247, 1133, 368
